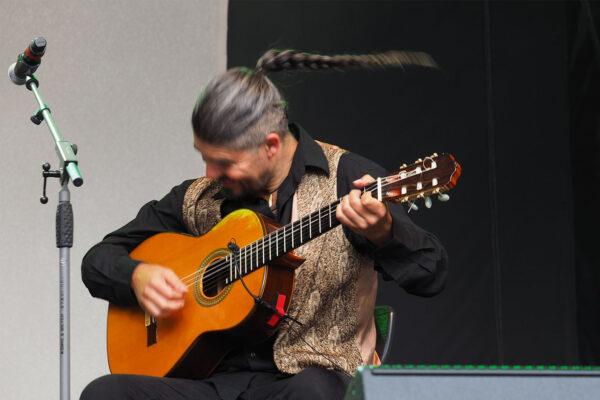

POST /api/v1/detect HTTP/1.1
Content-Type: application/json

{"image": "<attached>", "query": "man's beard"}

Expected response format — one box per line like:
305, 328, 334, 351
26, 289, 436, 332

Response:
220, 167, 274, 199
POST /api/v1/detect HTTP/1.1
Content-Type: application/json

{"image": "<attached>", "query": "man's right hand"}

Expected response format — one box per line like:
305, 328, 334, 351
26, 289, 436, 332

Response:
131, 263, 188, 318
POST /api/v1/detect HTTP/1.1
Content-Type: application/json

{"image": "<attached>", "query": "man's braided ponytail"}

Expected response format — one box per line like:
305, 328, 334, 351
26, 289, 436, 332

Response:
256, 49, 437, 73
192, 49, 437, 149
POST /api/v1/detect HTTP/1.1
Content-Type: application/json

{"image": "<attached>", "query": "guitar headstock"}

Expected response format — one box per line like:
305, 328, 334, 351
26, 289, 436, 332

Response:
375, 153, 461, 208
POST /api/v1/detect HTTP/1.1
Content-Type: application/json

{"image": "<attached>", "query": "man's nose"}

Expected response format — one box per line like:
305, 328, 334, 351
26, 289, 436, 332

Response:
205, 162, 221, 179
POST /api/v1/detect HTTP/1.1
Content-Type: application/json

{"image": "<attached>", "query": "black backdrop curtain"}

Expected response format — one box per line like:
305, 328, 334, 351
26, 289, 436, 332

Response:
226, 0, 599, 366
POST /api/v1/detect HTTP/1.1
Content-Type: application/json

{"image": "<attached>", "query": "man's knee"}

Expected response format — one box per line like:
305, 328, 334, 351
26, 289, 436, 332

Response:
80, 373, 220, 400
283, 368, 351, 400
80, 375, 121, 400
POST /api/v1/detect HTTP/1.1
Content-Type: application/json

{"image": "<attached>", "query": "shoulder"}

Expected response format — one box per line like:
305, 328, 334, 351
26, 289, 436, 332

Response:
335, 152, 387, 198
339, 152, 386, 179
182, 177, 223, 203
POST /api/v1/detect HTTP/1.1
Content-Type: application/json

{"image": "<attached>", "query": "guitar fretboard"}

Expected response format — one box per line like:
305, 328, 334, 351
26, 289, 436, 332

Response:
203, 153, 460, 291
223, 198, 343, 284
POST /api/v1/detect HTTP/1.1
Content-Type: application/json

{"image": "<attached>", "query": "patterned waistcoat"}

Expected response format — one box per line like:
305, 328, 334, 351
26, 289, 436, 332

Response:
182, 143, 374, 376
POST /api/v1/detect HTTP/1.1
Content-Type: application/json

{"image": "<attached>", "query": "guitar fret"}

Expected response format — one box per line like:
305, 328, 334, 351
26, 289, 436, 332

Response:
276, 230, 279, 257
291, 222, 294, 248
309, 214, 312, 238
269, 232, 272, 260
329, 204, 332, 228
262, 238, 265, 265
247, 244, 251, 271
229, 255, 233, 282
242, 246, 246, 273
255, 240, 258, 267
283, 225, 287, 253
247, 242, 251, 270
318, 208, 322, 233
300, 217, 303, 244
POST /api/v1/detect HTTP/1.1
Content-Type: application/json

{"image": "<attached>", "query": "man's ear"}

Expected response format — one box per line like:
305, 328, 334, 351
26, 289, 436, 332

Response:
264, 132, 281, 160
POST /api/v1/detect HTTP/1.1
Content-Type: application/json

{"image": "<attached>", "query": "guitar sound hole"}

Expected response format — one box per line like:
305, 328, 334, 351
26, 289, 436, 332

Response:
202, 259, 227, 297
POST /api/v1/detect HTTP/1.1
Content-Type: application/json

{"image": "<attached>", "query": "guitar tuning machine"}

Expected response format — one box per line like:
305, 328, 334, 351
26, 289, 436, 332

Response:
415, 158, 423, 164
40, 162, 61, 204
424, 196, 432, 208
437, 193, 450, 202
431, 152, 438, 158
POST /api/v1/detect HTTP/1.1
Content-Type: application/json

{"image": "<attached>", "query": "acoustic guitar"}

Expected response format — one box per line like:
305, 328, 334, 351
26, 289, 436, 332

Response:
106, 153, 461, 379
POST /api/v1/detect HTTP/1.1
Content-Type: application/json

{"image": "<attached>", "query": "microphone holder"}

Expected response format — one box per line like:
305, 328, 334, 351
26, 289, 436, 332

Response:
20, 74, 83, 400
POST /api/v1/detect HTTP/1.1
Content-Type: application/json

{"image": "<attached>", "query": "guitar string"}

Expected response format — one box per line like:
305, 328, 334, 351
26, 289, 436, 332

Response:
178, 179, 385, 288
181, 158, 443, 289
181, 174, 433, 291
182, 185, 378, 289
181, 172, 438, 290
181, 197, 343, 289
179, 177, 396, 289
184, 173, 436, 291
188, 206, 340, 290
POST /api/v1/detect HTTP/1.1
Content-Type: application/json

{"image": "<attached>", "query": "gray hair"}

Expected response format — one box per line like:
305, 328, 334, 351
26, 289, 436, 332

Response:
191, 68, 288, 150
191, 49, 437, 149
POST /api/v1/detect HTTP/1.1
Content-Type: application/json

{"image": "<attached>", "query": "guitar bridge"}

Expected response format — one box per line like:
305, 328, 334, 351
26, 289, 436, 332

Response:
145, 312, 157, 347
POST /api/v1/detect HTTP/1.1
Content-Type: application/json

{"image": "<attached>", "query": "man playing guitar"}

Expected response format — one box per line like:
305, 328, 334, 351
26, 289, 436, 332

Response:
80, 49, 448, 400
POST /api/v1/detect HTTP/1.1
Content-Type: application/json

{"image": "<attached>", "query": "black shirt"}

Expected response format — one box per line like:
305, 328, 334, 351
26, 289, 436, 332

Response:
81, 123, 447, 370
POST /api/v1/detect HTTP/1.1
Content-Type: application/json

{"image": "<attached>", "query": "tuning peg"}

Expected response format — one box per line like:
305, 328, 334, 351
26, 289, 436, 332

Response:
399, 163, 407, 169
415, 158, 423, 164
431, 152, 438, 158
409, 202, 419, 211
424, 196, 432, 208
437, 193, 450, 202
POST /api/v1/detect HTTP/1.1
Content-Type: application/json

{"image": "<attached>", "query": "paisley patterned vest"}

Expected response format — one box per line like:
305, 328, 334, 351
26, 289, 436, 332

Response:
182, 142, 378, 376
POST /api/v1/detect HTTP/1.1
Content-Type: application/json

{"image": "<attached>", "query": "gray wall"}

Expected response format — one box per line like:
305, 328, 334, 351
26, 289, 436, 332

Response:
0, 1, 226, 398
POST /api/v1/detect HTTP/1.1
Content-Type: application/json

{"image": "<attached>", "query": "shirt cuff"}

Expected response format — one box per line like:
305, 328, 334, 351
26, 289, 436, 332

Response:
113, 256, 142, 304
115, 256, 142, 285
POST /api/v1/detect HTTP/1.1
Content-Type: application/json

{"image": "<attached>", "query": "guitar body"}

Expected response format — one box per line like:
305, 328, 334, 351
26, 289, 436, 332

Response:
106, 209, 303, 379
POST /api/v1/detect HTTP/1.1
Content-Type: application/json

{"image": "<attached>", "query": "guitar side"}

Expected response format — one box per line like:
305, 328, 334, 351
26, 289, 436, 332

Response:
106, 209, 302, 379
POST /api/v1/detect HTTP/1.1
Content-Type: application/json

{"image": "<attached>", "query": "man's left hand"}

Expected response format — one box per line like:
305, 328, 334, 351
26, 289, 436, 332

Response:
336, 174, 392, 247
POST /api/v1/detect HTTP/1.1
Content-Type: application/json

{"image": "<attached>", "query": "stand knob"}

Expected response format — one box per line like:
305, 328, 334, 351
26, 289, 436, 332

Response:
40, 162, 61, 204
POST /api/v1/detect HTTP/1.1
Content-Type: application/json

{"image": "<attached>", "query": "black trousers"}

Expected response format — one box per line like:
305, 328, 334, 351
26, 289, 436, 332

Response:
80, 368, 351, 400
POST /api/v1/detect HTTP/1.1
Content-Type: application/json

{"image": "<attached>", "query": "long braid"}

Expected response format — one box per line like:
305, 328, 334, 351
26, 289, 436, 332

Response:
192, 48, 437, 148
256, 49, 438, 73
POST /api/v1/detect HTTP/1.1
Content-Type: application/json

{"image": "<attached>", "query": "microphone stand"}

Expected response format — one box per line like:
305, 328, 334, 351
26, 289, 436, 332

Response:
22, 74, 83, 400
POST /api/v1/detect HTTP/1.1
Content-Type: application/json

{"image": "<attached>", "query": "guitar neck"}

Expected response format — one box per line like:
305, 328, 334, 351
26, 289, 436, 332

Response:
222, 152, 462, 284
224, 197, 343, 284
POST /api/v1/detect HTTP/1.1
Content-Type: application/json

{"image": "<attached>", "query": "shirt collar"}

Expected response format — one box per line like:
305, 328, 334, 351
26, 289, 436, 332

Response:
288, 122, 330, 176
